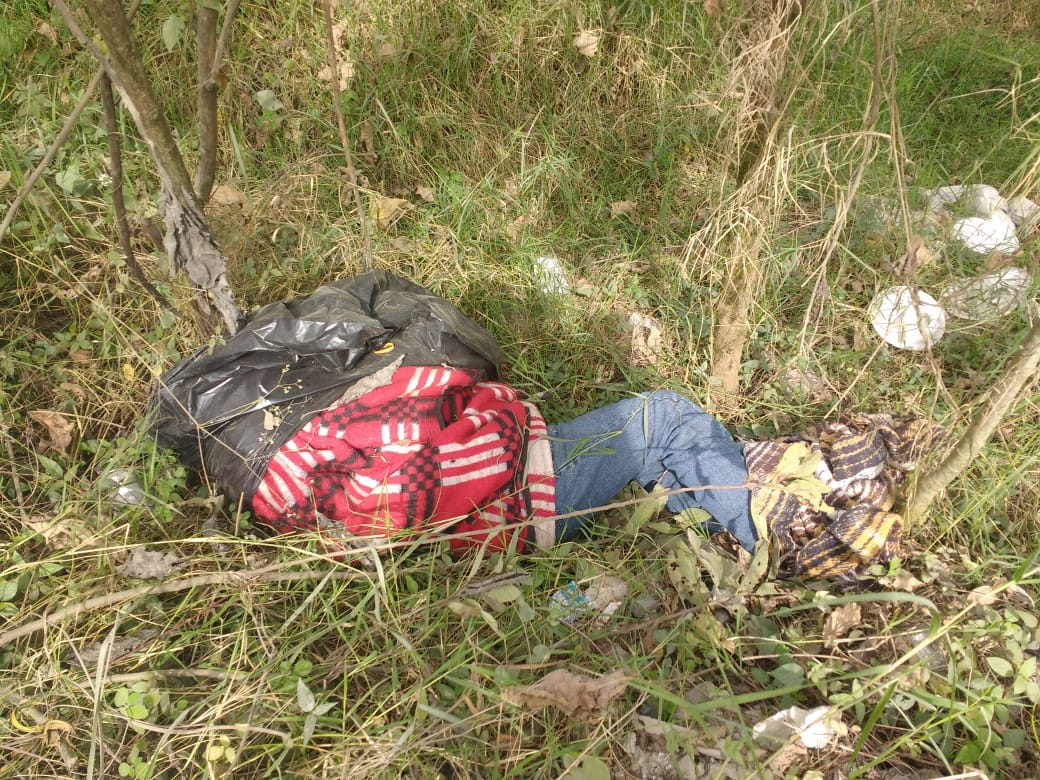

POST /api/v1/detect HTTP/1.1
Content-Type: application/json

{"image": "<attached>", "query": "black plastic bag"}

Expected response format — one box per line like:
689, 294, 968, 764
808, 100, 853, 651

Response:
152, 270, 502, 505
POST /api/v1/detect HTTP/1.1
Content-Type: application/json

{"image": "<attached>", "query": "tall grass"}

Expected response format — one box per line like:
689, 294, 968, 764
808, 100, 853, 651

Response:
2, 0, 1040, 777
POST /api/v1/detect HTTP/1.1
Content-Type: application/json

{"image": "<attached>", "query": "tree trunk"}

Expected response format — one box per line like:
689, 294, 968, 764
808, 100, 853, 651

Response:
905, 317, 1040, 526
710, 0, 806, 393
81, 0, 242, 334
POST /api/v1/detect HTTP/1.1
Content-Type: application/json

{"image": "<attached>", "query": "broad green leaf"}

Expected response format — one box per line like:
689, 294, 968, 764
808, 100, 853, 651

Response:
296, 678, 315, 713
565, 755, 611, 780
161, 15, 185, 52
0, 579, 17, 601
483, 584, 523, 603
954, 739, 984, 764
1004, 728, 1026, 749
986, 656, 1014, 679
253, 89, 283, 113
770, 661, 805, 688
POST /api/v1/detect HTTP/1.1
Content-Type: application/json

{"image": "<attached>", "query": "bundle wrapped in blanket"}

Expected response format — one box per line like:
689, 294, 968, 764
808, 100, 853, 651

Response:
745, 414, 945, 580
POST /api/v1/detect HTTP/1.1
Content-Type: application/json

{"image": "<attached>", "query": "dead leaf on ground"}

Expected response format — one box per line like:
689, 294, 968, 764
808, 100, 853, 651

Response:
610, 200, 637, 217
628, 311, 664, 365
389, 236, 416, 253
879, 571, 925, 592
703, 0, 721, 17
69, 348, 91, 363
23, 514, 87, 547
823, 603, 861, 648
77, 628, 160, 667
263, 409, 281, 431
58, 382, 86, 402
210, 184, 248, 208
968, 583, 1001, 607
317, 60, 354, 91
29, 410, 75, 455
893, 234, 935, 278
415, 185, 436, 203
116, 547, 185, 580
572, 29, 601, 58
503, 668, 627, 719
359, 120, 376, 164
377, 40, 397, 58
0, 170, 12, 191
369, 193, 410, 230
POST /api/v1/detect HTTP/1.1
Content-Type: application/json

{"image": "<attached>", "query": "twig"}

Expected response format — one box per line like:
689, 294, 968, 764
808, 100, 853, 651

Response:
0, 564, 370, 647
0, 0, 142, 241
99, 73, 179, 314
195, 4, 219, 204
206, 0, 242, 88
321, 0, 373, 269
906, 313, 1040, 526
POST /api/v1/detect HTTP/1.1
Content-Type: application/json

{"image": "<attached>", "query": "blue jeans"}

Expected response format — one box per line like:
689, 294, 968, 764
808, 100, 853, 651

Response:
548, 390, 755, 550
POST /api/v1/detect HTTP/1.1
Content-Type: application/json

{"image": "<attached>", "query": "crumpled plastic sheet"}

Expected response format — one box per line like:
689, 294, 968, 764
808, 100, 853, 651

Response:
151, 270, 502, 505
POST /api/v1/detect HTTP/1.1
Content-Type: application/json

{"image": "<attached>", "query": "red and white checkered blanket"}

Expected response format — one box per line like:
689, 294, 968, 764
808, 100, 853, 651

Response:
252, 365, 556, 552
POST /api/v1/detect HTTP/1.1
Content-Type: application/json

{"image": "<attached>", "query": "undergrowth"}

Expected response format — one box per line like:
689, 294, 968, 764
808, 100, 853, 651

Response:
1, 0, 1040, 778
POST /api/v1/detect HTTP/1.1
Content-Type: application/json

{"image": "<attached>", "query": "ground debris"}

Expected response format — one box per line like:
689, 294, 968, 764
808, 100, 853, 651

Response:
502, 668, 626, 719
115, 546, 186, 579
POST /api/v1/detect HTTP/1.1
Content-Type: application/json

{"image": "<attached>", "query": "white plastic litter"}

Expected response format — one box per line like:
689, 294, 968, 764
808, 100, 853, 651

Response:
752, 705, 846, 749
941, 266, 1032, 321
1008, 196, 1040, 232
533, 255, 570, 296
952, 211, 1019, 255
925, 184, 1008, 218
868, 286, 946, 350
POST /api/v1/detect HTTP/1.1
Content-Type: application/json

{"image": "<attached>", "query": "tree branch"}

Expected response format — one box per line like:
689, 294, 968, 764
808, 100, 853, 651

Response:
906, 313, 1040, 526
322, 0, 373, 268
195, 3, 219, 205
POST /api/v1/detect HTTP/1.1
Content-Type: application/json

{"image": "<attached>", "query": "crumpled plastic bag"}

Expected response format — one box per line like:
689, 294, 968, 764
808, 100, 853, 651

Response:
151, 270, 502, 506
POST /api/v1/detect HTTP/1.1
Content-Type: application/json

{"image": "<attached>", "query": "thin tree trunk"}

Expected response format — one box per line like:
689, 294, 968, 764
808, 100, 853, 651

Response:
906, 317, 1040, 526
710, 0, 806, 393
195, 3, 219, 205
73, 0, 242, 334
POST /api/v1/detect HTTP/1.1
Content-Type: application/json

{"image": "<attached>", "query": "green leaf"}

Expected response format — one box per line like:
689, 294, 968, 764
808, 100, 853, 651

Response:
55, 164, 85, 195
986, 656, 1014, 678
770, 661, 805, 688
1003, 728, 1026, 749
564, 754, 611, 780
954, 739, 984, 764
296, 678, 316, 713
126, 703, 149, 719
0, 579, 17, 601
253, 89, 283, 113
483, 584, 522, 604
161, 15, 185, 52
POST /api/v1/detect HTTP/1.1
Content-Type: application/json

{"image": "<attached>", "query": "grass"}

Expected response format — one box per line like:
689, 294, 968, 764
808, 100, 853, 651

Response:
2, 0, 1040, 777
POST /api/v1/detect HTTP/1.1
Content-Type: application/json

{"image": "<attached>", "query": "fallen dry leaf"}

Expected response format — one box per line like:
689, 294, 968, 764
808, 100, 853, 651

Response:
116, 547, 185, 580
210, 184, 248, 208
503, 668, 627, 719
58, 382, 86, 402
610, 200, 637, 217
0, 170, 12, 191
263, 409, 281, 431
377, 40, 397, 58
359, 119, 376, 164
893, 234, 935, 278
369, 193, 410, 230
317, 59, 354, 91
968, 583, 1001, 607
572, 29, 600, 58
823, 603, 861, 648
29, 410, 74, 455
415, 185, 436, 203
879, 571, 925, 592
628, 312, 664, 365
23, 514, 85, 547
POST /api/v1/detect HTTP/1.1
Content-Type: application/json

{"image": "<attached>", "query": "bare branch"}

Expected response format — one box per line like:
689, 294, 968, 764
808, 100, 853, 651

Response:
321, 0, 373, 268
99, 73, 179, 314
195, 3, 219, 204
906, 313, 1040, 526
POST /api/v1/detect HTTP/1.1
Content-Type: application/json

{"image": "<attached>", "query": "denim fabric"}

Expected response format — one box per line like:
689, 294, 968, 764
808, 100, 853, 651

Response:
548, 390, 755, 550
